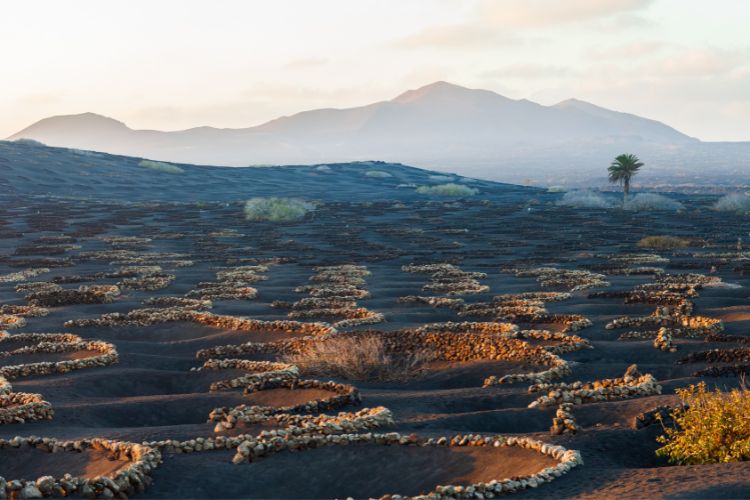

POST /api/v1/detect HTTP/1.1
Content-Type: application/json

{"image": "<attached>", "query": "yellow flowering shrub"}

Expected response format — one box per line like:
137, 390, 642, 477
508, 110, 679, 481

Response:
656, 382, 750, 464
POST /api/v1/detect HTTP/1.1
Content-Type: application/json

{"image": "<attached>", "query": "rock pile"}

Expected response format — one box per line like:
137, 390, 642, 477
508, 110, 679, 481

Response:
632, 404, 686, 429
0, 315, 26, 330
550, 403, 579, 435
603, 273, 724, 352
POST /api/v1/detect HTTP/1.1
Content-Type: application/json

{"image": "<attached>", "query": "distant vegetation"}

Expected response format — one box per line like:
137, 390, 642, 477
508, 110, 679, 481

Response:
625, 193, 683, 212
638, 235, 689, 250
657, 382, 750, 464
416, 183, 478, 197
547, 185, 566, 193
557, 190, 612, 209
314, 165, 332, 173
365, 170, 392, 178
283, 335, 433, 382
714, 193, 750, 213
138, 159, 184, 174
608, 153, 643, 203
244, 197, 315, 222
13, 138, 46, 147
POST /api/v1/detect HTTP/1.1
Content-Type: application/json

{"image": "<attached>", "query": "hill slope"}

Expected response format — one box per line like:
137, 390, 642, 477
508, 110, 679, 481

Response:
0, 140, 533, 202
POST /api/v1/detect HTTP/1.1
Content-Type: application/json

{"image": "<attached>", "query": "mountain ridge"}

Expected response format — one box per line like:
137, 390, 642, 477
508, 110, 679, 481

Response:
10, 81, 746, 186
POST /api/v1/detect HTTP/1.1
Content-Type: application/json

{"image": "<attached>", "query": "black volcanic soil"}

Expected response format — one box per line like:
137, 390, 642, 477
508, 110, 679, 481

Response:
0, 151, 749, 498
0, 446, 128, 480
149, 444, 556, 499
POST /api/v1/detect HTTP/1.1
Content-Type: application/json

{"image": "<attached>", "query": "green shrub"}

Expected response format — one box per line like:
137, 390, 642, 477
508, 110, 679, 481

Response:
138, 159, 184, 174
625, 193, 683, 211
656, 382, 750, 464
14, 138, 46, 146
365, 170, 392, 178
714, 193, 750, 213
243, 197, 314, 222
547, 185, 566, 193
557, 190, 612, 208
638, 235, 689, 250
416, 183, 478, 197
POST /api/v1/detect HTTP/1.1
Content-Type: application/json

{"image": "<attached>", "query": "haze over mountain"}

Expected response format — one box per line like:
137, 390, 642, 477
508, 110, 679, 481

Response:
9, 82, 750, 186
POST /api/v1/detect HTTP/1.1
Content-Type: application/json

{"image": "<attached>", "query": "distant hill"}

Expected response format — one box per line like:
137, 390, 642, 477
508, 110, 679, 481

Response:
9, 81, 750, 186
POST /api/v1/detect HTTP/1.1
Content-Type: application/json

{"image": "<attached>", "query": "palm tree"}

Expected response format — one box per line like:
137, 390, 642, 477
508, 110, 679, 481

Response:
608, 154, 643, 204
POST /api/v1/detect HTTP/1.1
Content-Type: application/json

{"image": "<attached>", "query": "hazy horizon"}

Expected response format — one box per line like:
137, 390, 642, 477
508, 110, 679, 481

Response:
2, 0, 749, 142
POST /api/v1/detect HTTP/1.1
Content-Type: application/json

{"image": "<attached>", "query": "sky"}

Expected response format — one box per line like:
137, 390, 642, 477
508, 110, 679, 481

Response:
2, 0, 749, 141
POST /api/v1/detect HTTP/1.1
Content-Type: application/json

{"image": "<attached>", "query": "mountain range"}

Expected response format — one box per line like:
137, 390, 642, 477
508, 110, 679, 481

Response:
9, 81, 750, 187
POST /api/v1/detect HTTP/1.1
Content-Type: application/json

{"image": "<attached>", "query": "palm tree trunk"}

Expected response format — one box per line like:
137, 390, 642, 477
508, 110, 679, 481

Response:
623, 178, 630, 204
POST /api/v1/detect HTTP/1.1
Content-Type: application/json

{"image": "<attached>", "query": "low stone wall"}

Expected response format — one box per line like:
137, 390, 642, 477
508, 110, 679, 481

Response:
528, 365, 661, 409
142, 296, 212, 310
484, 355, 571, 387
23, 284, 121, 307
0, 268, 50, 283
119, 274, 175, 291
65, 308, 337, 339
0, 333, 118, 380
508, 266, 609, 292
0, 436, 161, 498
515, 330, 592, 354
182, 264, 269, 301
0, 392, 53, 424
186, 284, 257, 301
194, 359, 299, 391
208, 378, 361, 430
193, 320, 585, 390
0, 305, 49, 317
146, 407, 393, 451
190, 313, 336, 337
402, 263, 490, 296
282, 265, 384, 328
231, 432, 583, 499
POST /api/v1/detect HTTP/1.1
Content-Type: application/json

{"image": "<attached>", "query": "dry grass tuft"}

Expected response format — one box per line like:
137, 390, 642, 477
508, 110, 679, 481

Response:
416, 183, 478, 197
657, 381, 750, 464
637, 235, 689, 250
283, 335, 434, 382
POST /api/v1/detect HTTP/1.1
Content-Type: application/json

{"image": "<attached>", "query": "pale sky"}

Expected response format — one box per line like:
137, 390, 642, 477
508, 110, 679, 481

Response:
2, 0, 749, 141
